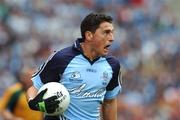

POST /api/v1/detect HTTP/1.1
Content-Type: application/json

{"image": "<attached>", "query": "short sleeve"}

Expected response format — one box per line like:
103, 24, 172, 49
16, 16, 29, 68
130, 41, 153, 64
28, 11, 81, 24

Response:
105, 57, 122, 99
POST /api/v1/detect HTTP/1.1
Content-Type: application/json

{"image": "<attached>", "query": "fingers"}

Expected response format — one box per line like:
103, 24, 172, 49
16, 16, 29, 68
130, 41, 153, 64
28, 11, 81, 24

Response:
45, 96, 60, 113
46, 95, 58, 101
37, 88, 47, 98
45, 96, 60, 106
46, 101, 60, 113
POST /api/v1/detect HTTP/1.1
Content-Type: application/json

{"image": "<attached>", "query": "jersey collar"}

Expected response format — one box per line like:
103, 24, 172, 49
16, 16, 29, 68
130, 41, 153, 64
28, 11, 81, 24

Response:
73, 38, 101, 65
73, 38, 83, 52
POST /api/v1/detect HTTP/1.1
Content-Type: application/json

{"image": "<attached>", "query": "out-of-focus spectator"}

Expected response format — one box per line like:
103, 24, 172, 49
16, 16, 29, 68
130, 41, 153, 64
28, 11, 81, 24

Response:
0, 67, 43, 120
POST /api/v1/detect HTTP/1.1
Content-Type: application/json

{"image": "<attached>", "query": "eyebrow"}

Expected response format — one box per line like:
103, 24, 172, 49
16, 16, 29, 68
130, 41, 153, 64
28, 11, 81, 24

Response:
98, 24, 114, 33
99, 25, 114, 31
103, 29, 114, 33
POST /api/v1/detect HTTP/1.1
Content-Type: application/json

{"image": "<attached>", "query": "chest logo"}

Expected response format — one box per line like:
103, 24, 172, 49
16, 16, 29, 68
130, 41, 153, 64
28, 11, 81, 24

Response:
69, 71, 82, 82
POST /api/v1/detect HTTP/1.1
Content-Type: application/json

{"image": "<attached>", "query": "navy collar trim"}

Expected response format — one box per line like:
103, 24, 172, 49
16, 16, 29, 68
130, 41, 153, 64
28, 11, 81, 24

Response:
73, 38, 101, 65
73, 38, 83, 52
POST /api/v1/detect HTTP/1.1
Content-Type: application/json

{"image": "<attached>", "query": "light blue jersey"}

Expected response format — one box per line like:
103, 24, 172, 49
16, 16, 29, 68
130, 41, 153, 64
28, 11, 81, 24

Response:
32, 38, 122, 120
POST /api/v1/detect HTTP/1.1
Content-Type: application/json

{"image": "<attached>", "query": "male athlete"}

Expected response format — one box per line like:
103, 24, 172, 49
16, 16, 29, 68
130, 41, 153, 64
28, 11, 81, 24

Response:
27, 12, 122, 120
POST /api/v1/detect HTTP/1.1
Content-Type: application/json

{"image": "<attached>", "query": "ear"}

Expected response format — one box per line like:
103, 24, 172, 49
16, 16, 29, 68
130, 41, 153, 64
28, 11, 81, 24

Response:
85, 31, 93, 41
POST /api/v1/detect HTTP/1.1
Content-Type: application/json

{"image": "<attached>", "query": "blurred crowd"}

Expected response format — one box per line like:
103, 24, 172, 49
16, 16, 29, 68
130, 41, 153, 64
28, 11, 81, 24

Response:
0, 0, 180, 120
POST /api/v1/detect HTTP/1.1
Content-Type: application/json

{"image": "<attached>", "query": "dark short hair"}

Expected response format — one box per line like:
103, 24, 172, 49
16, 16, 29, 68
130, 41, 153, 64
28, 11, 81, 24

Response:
80, 12, 113, 40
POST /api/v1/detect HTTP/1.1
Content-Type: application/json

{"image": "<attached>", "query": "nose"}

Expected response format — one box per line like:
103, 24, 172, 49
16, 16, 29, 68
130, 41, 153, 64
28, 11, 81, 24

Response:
109, 32, 114, 42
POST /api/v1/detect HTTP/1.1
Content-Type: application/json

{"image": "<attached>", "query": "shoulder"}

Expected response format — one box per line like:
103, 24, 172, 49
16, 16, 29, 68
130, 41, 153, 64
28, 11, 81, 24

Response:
105, 56, 120, 69
41, 46, 81, 70
52, 46, 80, 61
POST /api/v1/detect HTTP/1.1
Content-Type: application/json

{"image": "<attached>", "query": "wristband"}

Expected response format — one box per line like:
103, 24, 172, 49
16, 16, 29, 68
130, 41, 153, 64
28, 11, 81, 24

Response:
38, 101, 46, 112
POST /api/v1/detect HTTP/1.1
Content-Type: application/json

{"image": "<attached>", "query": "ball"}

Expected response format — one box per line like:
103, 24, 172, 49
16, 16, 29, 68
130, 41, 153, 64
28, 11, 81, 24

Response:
38, 82, 70, 116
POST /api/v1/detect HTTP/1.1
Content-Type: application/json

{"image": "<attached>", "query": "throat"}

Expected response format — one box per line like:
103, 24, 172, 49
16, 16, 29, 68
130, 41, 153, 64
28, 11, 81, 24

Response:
83, 52, 97, 61
81, 43, 99, 61
83, 53, 100, 65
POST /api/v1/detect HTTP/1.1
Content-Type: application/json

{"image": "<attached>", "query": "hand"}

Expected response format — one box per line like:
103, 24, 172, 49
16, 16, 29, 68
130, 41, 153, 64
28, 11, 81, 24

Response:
28, 88, 60, 114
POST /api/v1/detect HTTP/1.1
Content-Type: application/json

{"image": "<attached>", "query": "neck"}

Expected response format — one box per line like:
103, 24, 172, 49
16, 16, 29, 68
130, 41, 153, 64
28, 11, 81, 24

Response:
81, 43, 98, 61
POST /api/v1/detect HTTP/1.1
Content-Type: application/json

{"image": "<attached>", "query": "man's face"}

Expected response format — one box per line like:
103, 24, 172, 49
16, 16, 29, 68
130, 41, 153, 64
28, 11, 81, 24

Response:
91, 22, 114, 56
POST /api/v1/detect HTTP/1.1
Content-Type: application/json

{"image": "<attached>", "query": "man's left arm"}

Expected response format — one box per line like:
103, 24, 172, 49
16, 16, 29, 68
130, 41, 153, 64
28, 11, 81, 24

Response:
103, 57, 122, 120
102, 98, 118, 120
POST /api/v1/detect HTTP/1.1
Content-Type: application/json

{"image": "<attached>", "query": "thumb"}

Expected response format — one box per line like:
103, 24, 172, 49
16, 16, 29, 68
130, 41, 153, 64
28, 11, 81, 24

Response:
37, 88, 47, 99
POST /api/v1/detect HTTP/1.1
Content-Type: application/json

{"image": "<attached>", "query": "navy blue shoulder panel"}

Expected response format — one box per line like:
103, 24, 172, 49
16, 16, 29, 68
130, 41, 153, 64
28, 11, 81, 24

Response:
105, 56, 120, 91
40, 46, 80, 84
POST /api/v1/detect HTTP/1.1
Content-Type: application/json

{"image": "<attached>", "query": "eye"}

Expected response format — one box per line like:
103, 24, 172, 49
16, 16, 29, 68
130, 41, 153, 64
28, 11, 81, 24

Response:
103, 30, 114, 35
104, 30, 110, 34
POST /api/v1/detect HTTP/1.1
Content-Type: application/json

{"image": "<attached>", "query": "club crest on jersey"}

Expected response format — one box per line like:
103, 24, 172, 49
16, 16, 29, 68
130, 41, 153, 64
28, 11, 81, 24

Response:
101, 71, 109, 86
69, 71, 82, 82
103, 71, 109, 80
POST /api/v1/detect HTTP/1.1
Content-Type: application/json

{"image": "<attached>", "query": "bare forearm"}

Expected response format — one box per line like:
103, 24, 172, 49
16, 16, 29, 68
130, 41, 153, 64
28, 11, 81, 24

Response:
26, 86, 38, 100
102, 99, 117, 120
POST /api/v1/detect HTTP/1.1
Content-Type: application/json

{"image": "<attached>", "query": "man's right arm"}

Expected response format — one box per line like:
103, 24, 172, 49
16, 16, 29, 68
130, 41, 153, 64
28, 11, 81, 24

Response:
26, 86, 38, 101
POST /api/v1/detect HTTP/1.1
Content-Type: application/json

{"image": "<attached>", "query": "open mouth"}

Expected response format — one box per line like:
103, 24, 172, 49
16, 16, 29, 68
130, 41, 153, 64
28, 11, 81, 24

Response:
104, 45, 111, 51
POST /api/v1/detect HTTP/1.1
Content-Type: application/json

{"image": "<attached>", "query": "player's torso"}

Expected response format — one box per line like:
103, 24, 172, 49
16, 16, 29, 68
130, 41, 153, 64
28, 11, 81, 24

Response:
60, 54, 113, 119
61, 54, 113, 97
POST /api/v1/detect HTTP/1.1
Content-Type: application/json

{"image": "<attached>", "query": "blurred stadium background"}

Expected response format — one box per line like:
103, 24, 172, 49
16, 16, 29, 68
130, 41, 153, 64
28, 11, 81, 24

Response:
0, 0, 180, 120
